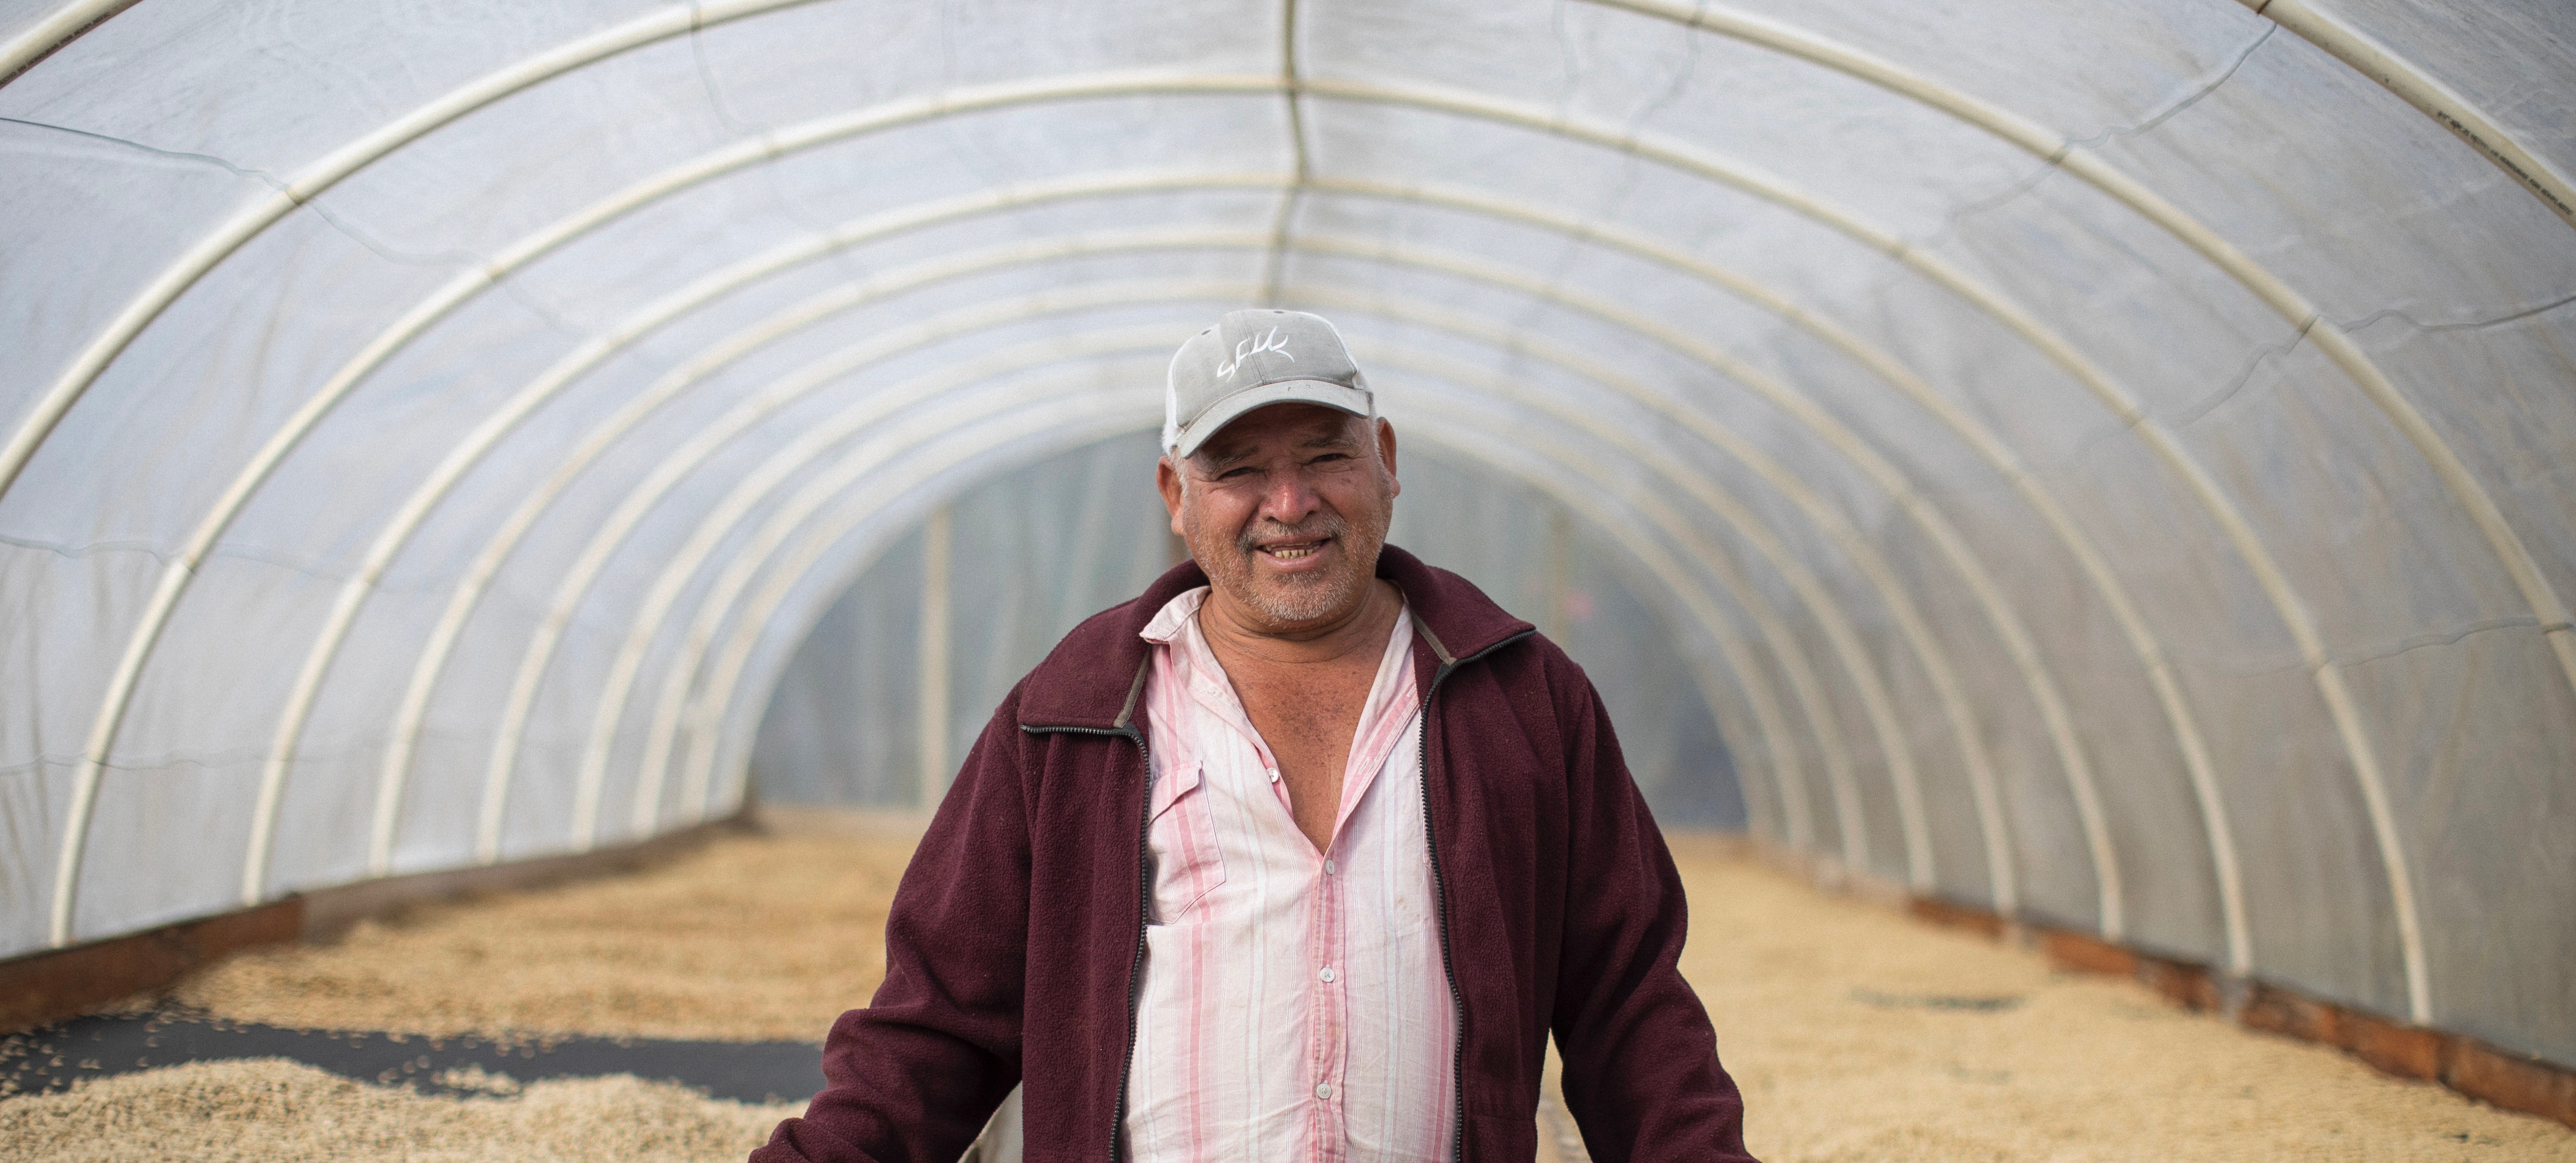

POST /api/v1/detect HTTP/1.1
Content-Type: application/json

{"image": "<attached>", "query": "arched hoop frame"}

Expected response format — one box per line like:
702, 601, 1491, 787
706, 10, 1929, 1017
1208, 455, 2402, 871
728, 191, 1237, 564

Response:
13, 13, 2514, 1017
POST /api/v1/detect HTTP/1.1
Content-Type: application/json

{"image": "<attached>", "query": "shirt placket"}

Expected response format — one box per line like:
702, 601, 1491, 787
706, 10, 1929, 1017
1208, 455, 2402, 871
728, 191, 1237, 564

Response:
1307, 840, 1347, 1163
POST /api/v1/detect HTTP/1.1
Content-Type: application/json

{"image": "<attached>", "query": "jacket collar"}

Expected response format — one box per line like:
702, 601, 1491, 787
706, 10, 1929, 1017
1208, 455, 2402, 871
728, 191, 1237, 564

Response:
1016, 543, 1534, 732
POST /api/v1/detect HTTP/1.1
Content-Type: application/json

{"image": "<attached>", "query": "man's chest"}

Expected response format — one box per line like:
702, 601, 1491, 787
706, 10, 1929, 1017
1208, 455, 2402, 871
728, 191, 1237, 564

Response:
1229, 659, 1370, 762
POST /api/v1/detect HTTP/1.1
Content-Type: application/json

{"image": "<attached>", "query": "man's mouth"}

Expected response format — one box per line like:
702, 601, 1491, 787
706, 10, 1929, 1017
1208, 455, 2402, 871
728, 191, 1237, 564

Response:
1256, 539, 1330, 562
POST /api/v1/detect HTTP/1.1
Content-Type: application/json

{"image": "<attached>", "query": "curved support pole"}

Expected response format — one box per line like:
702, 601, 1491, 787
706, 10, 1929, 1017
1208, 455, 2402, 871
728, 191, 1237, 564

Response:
566, 332, 1176, 850
11, 12, 2445, 1007
657, 395, 1163, 829
0, 0, 834, 500
330, 186, 2113, 915
681, 371, 1873, 873
314, 170, 2093, 895
1378, 350, 1958, 889
688, 420, 1810, 859
377, 252, 1818, 860
622, 337, 1868, 869
113, 164, 2149, 959
322, 178, 1976, 897
370, 234, 1266, 873
221, 171, 1274, 900
614, 344, 1824, 865
1578, 0, 2575, 719
0, 0, 133, 86
65, 93, 2236, 964
57, 65, 2236, 950
606, 324, 1883, 887
1299, 178, 2251, 969
1580, 0, 2571, 230
2233, 0, 2576, 228
1349, 332, 2021, 905
470, 301, 1242, 861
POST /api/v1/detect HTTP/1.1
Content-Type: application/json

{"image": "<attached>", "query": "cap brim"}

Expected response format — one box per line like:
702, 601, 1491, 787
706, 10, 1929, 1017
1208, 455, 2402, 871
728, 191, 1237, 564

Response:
1171, 379, 1373, 457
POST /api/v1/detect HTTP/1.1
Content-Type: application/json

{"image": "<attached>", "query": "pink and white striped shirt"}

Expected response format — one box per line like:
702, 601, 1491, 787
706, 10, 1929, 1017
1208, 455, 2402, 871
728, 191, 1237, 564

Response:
1125, 586, 1457, 1163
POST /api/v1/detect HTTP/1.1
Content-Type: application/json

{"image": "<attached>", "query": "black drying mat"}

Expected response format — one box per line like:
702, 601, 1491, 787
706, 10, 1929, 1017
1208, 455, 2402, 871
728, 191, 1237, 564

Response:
0, 1011, 823, 1104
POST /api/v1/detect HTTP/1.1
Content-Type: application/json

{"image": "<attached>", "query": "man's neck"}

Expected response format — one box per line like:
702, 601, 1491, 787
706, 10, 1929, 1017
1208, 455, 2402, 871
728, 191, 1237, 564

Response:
1196, 576, 1404, 669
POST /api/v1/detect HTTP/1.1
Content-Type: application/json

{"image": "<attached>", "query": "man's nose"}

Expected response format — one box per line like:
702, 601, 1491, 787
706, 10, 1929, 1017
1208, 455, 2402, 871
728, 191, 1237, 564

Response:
1259, 464, 1322, 522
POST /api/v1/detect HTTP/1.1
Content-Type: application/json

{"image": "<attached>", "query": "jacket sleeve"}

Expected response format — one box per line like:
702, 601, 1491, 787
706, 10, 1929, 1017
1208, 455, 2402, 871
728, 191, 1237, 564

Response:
1548, 663, 1758, 1163
749, 693, 1033, 1163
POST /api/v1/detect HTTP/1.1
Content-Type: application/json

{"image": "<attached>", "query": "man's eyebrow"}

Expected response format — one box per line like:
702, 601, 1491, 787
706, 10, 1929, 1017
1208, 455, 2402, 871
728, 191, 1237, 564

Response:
1295, 428, 1365, 449
1192, 426, 1362, 469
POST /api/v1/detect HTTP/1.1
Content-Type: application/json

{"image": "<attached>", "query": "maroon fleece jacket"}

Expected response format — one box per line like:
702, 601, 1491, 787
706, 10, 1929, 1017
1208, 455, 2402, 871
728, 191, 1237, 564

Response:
751, 546, 1754, 1163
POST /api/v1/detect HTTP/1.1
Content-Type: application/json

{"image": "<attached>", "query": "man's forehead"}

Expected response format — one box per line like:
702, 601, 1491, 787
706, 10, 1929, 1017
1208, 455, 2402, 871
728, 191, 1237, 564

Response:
1192, 404, 1367, 462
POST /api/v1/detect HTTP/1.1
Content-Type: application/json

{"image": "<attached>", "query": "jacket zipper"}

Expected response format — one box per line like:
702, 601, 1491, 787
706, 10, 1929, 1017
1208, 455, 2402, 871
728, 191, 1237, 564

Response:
1025, 720, 1152, 1163
1419, 628, 1535, 1163
1418, 709, 1466, 1163
1115, 722, 1151, 1163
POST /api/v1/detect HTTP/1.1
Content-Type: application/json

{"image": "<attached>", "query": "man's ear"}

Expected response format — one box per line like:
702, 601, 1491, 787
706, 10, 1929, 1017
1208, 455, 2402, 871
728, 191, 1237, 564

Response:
1156, 454, 1187, 536
1375, 417, 1400, 498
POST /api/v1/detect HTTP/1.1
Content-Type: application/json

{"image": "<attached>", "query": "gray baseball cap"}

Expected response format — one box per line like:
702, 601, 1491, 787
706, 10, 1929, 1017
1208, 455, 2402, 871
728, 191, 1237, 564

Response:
1162, 309, 1373, 457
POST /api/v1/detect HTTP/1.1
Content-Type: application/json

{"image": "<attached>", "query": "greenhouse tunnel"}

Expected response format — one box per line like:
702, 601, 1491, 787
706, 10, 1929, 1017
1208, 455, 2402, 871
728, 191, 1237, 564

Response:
2, 0, 2573, 1147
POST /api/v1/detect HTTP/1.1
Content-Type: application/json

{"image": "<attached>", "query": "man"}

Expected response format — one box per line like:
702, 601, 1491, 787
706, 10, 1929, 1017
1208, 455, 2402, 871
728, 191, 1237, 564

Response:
753, 310, 1753, 1162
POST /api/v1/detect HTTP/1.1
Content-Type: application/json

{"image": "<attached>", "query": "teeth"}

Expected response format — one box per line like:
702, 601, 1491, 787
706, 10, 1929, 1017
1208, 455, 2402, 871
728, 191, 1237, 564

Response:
1267, 544, 1318, 560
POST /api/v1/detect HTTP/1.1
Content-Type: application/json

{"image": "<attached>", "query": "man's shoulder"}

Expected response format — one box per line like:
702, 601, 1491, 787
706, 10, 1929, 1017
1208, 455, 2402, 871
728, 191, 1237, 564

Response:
1455, 623, 1591, 715
1011, 579, 1188, 730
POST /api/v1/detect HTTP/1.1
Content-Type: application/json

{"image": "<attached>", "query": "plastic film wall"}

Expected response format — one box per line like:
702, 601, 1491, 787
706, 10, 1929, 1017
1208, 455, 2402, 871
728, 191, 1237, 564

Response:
0, 0, 2569, 1069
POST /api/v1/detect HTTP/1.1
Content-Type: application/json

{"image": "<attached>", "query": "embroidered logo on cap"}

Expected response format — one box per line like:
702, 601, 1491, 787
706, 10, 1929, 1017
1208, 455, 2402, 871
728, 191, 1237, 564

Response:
1215, 327, 1291, 379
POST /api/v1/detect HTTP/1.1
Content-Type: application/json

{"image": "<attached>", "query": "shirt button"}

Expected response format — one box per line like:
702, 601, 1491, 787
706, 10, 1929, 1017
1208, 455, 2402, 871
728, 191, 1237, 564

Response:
1316, 1082, 1334, 1100
1324, 859, 1336, 875
1319, 966, 1336, 983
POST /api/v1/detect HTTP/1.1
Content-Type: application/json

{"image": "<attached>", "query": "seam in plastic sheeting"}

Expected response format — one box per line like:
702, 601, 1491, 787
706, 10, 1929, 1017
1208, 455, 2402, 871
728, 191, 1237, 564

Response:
1589, 0, 2575, 227
1583, 0, 2576, 727
1258, 0, 1310, 306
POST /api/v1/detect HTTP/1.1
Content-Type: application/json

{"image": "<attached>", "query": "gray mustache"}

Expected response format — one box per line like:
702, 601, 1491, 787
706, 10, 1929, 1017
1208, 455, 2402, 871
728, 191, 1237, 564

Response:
1236, 515, 1348, 554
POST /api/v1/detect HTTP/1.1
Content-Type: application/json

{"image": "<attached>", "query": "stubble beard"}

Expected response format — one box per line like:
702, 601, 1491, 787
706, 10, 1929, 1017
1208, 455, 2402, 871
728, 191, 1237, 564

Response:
1188, 490, 1390, 627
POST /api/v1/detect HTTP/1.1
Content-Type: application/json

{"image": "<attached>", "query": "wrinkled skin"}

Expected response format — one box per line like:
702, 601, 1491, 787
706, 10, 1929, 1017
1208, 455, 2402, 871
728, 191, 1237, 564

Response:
1155, 401, 1401, 637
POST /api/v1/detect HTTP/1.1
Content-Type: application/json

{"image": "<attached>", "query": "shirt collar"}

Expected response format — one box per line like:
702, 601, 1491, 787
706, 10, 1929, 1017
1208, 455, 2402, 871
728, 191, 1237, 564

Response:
1138, 585, 1211, 646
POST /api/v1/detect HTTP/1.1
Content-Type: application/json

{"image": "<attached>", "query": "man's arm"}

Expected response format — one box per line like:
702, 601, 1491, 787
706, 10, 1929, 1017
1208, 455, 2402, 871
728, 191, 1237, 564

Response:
1547, 665, 1758, 1163
750, 695, 1033, 1163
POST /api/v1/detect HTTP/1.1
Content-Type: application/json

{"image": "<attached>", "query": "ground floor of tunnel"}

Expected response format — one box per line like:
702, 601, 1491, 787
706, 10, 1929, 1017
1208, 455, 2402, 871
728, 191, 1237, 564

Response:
2, 819, 2568, 1162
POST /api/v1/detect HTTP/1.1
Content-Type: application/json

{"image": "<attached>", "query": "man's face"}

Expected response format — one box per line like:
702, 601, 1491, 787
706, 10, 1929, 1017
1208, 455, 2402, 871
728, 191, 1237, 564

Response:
1157, 402, 1401, 630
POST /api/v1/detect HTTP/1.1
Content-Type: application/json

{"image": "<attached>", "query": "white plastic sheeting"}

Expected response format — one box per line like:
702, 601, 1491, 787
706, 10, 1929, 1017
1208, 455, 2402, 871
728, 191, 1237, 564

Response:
0, 0, 2569, 1068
